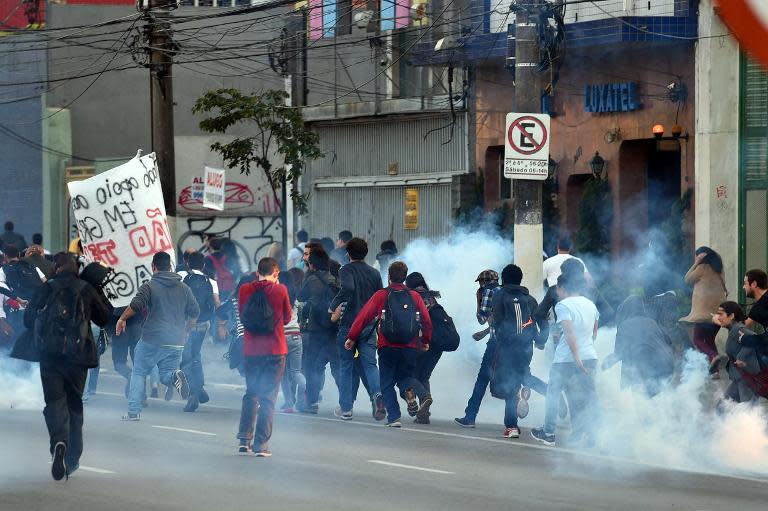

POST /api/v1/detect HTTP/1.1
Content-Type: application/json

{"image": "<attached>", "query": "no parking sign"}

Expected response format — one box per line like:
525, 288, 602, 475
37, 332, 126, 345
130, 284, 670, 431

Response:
504, 113, 550, 180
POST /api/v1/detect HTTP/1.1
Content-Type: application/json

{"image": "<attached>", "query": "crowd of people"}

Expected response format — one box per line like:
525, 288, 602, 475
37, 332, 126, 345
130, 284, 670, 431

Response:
2, 220, 768, 482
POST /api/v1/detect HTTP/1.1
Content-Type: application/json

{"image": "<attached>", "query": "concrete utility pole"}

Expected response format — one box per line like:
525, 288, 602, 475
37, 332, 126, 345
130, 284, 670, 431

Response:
148, 0, 176, 218
513, 0, 544, 297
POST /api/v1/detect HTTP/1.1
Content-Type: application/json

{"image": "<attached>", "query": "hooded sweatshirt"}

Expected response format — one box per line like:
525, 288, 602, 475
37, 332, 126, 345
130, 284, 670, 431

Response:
129, 271, 200, 347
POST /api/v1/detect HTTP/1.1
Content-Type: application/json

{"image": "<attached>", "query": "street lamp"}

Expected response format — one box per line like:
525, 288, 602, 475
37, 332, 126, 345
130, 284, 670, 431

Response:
590, 151, 605, 179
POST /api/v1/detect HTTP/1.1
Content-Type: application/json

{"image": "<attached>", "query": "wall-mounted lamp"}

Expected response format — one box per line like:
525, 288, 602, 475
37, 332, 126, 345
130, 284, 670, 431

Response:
652, 124, 665, 139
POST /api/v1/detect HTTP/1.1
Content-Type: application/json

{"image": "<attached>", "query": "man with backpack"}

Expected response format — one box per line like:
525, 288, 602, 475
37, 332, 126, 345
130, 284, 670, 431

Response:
298, 246, 341, 413
488, 264, 548, 439
116, 251, 200, 421
329, 237, 385, 421
22, 252, 112, 480
0, 244, 46, 343
345, 261, 433, 427
178, 251, 220, 412
236, 257, 292, 457
206, 237, 238, 301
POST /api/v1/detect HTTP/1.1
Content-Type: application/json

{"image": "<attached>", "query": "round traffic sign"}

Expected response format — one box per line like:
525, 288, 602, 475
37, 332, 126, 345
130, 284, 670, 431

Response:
716, 0, 768, 70
508, 116, 548, 156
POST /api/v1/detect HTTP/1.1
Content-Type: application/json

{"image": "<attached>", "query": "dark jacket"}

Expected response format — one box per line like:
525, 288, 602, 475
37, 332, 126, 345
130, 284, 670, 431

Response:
129, 271, 200, 347
24, 253, 55, 280
23, 271, 112, 367
297, 269, 337, 332
329, 261, 383, 328
0, 230, 27, 252
492, 285, 548, 351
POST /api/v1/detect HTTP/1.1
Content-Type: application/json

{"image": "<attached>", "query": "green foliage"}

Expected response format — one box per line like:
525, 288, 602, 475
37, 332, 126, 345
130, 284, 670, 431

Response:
192, 88, 322, 215
575, 177, 613, 257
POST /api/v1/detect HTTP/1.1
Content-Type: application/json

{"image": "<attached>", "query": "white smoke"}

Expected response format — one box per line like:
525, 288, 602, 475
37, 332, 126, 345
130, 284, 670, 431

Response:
398, 229, 768, 477
0, 357, 43, 410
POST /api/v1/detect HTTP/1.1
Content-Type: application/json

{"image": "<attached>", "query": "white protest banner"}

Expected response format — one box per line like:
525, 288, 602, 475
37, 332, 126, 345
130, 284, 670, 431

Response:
203, 166, 226, 211
67, 152, 176, 308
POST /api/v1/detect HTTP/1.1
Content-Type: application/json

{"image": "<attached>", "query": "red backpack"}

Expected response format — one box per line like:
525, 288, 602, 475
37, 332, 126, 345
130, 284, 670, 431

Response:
208, 254, 235, 294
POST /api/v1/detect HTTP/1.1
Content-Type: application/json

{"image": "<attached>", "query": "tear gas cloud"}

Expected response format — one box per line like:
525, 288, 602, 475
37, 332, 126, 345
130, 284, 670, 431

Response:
0, 358, 43, 410
399, 228, 768, 478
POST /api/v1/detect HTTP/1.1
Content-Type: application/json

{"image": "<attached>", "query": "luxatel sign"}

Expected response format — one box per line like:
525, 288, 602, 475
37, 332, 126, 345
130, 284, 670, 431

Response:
716, 0, 768, 70
203, 166, 226, 211
504, 113, 550, 181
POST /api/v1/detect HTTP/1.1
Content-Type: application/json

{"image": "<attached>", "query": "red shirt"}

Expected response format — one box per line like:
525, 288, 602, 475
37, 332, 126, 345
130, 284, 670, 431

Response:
348, 283, 433, 349
238, 279, 292, 356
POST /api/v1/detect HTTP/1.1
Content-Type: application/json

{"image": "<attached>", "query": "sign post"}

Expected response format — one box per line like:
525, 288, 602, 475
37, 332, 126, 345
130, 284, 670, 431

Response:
504, 112, 551, 181
203, 166, 226, 211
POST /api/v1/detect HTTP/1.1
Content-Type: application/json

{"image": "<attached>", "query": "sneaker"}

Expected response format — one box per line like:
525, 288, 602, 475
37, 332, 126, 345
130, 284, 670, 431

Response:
517, 387, 530, 419
413, 415, 430, 425
403, 389, 418, 417
183, 396, 199, 413
503, 427, 520, 439
198, 388, 210, 404
254, 450, 272, 458
386, 419, 402, 428
304, 403, 319, 414
454, 416, 476, 428
237, 444, 254, 456
373, 393, 386, 421
121, 413, 141, 421
531, 427, 555, 447
150, 387, 159, 399
280, 406, 295, 414
173, 370, 190, 400
164, 385, 174, 402
333, 407, 353, 421
51, 442, 67, 481
415, 395, 433, 423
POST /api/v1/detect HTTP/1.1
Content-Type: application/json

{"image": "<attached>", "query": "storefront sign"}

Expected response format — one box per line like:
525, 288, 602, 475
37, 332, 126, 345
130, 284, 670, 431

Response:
584, 82, 639, 113
404, 188, 418, 230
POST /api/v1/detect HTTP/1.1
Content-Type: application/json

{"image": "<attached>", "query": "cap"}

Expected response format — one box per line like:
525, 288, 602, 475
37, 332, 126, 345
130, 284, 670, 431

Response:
475, 269, 499, 283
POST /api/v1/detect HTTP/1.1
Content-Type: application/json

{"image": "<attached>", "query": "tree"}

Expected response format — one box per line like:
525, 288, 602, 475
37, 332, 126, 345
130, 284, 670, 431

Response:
192, 88, 322, 215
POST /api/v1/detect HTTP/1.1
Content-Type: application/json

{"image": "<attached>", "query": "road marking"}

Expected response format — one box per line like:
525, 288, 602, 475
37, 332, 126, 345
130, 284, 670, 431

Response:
98, 372, 245, 391
151, 425, 217, 436
48, 462, 115, 474
368, 460, 453, 475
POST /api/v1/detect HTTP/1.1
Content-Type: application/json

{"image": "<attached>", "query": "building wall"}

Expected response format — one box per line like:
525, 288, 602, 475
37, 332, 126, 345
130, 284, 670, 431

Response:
695, 0, 740, 295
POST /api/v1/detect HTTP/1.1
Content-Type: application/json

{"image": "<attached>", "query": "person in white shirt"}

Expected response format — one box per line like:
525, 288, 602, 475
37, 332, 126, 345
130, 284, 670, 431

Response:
531, 270, 600, 448
286, 230, 308, 269
542, 235, 589, 289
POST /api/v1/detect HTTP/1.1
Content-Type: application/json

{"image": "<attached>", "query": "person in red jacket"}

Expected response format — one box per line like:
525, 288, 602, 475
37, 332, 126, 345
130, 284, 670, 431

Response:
236, 257, 291, 457
345, 261, 433, 427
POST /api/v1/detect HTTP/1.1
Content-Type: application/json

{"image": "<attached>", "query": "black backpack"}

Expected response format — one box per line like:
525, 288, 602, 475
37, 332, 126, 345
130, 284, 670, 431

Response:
381, 288, 420, 344
312, 275, 339, 330
241, 288, 275, 335
429, 304, 460, 352
495, 289, 537, 347
36, 279, 91, 359
4, 260, 43, 301
183, 272, 215, 323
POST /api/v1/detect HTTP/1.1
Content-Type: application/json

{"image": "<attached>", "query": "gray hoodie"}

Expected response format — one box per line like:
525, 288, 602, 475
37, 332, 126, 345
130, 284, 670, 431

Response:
130, 271, 200, 347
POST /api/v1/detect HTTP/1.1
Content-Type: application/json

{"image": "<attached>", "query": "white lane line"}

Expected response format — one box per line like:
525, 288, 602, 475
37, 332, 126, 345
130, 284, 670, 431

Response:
368, 460, 453, 475
48, 462, 115, 474
98, 372, 245, 391
151, 425, 217, 436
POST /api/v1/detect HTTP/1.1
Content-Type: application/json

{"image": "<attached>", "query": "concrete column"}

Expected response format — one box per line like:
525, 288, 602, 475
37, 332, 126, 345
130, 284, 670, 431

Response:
695, 0, 740, 290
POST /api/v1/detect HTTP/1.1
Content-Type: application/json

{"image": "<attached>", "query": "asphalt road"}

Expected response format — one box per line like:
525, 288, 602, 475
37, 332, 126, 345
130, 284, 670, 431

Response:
2, 364, 768, 511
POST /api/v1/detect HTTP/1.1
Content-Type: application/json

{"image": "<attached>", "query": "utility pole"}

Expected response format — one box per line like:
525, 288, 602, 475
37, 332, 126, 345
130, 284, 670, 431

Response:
513, 0, 544, 297
147, 0, 176, 218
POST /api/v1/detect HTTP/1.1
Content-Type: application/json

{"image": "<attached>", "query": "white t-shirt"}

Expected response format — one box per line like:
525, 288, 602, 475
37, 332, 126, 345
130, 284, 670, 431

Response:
543, 253, 587, 288
553, 296, 599, 364
178, 270, 219, 296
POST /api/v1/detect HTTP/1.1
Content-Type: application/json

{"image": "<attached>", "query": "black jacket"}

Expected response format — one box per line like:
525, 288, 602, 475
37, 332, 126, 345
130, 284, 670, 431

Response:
492, 285, 549, 349
297, 270, 337, 332
329, 261, 383, 327
24, 271, 113, 367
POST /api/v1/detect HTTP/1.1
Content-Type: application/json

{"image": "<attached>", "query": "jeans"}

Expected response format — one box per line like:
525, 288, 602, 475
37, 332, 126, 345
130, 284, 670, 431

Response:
303, 330, 340, 405
415, 348, 443, 395
543, 360, 599, 436
524, 367, 547, 397
110, 313, 141, 382
237, 355, 286, 451
464, 339, 497, 421
378, 347, 424, 422
181, 322, 209, 396
281, 334, 307, 408
40, 361, 88, 468
337, 325, 381, 411
127, 341, 183, 415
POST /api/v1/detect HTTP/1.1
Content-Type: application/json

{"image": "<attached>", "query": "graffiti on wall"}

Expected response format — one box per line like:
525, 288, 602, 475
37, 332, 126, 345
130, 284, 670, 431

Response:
176, 216, 283, 272
177, 180, 281, 216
